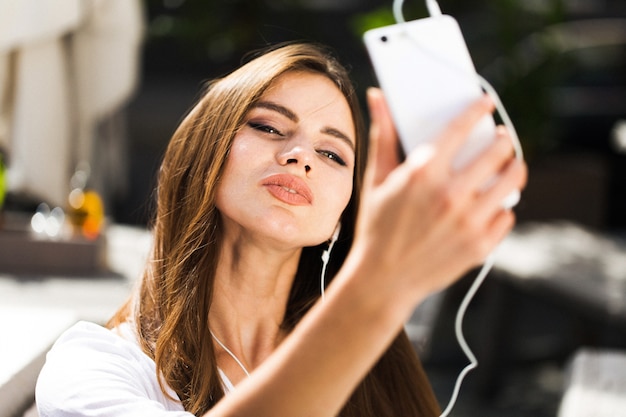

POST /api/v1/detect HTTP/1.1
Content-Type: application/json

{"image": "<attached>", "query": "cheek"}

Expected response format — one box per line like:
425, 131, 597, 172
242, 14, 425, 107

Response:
220, 138, 263, 187
216, 142, 252, 204
326, 176, 354, 221
228, 138, 255, 166
340, 181, 354, 209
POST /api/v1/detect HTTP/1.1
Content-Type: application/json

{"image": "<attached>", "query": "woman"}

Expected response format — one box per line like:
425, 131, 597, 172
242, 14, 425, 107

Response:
36, 42, 526, 416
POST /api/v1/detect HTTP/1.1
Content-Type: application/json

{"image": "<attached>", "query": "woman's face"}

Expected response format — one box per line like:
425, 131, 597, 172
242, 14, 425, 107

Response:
216, 71, 356, 249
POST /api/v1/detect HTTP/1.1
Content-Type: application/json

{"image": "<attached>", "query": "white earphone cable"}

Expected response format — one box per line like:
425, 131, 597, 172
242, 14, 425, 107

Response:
393, 0, 406, 23
210, 330, 250, 377
394, 0, 443, 23
386, 2, 523, 416
439, 252, 496, 417
321, 224, 341, 302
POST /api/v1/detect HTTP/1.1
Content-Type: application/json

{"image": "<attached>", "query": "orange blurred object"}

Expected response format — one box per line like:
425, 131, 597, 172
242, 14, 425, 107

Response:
68, 188, 104, 240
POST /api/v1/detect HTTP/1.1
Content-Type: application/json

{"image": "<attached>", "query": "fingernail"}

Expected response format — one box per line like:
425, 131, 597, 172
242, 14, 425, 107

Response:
367, 87, 382, 103
367, 88, 382, 117
482, 94, 494, 108
495, 125, 508, 137
406, 144, 436, 169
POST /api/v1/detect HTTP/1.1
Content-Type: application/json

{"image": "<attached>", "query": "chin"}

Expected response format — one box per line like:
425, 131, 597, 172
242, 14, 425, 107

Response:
267, 229, 327, 250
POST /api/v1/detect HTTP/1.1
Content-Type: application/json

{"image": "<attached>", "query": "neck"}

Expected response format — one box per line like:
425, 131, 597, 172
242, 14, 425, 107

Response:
209, 233, 302, 380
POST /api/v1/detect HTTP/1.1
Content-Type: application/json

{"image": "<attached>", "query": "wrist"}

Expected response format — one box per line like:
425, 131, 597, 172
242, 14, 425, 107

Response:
331, 242, 426, 332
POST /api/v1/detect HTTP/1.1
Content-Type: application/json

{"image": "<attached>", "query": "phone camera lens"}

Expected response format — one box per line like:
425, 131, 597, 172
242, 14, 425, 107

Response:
380, 36, 388, 42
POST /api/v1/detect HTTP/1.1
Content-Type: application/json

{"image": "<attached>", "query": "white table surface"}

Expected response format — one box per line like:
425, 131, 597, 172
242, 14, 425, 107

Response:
0, 224, 151, 416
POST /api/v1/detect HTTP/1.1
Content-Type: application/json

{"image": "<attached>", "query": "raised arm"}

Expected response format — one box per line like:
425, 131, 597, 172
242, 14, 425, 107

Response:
205, 88, 527, 417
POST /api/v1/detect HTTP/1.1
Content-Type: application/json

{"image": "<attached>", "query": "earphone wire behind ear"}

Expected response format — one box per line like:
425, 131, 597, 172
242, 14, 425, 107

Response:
320, 222, 341, 302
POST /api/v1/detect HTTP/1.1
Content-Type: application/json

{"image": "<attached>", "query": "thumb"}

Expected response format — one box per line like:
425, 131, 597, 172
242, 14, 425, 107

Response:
365, 88, 400, 187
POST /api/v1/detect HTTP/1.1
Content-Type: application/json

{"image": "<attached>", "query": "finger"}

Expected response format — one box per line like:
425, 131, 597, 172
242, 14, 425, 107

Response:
365, 88, 401, 187
484, 209, 516, 256
435, 95, 495, 167
456, 127, 517, 195
475, 157, 528, 222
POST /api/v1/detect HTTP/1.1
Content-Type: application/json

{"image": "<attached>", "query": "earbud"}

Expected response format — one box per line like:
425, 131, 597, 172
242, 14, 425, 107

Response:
321, 223, 341, 263
321, 222, 341, 301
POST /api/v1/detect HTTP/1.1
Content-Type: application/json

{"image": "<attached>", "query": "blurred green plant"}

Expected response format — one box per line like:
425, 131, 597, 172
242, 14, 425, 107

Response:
349, 7, 395, 35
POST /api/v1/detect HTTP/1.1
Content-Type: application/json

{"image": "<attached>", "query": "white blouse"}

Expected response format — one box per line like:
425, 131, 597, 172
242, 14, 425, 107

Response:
36, 321, 232, 417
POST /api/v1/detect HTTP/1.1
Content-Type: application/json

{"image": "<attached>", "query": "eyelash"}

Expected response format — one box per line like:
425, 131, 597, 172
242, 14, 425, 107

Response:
247, 121, 347, 167
318, 150, 347, 166
248, 122, 283, 136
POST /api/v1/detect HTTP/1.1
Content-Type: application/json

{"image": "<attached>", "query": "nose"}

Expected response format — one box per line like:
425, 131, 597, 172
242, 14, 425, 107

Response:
278, 141, 314, 174
286, 158, 311, 173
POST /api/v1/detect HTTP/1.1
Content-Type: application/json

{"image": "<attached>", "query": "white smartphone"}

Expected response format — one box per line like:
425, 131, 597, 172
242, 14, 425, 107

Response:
363, 15, 495, 170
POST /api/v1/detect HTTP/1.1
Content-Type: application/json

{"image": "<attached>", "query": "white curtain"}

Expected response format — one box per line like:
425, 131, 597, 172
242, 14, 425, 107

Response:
0, 0, 144, 207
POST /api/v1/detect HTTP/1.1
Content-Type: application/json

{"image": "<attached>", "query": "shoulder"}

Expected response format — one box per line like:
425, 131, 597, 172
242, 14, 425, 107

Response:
36, 321, 192, 417
40, 321, 152, 382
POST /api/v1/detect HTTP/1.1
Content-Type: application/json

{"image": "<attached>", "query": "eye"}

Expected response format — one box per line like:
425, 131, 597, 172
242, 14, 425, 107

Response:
248, 122, 283, 136
318, 150, 347, 166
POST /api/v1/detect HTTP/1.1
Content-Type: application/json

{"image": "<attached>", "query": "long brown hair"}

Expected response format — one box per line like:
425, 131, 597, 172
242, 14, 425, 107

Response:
108, 42, 440, 416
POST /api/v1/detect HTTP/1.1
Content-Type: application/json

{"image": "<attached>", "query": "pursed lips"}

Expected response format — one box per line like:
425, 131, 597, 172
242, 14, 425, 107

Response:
262, 173, 313, 206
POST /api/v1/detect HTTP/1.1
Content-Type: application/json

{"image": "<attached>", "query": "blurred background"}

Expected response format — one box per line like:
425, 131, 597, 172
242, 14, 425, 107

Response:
3, 0, 625, 229
1, 0, 626, 416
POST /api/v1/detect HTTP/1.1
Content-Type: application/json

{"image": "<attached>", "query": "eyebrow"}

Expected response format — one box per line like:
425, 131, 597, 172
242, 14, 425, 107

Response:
254, 101, 298, 122
252, 100, 356, 152
321, 127, 355, 152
